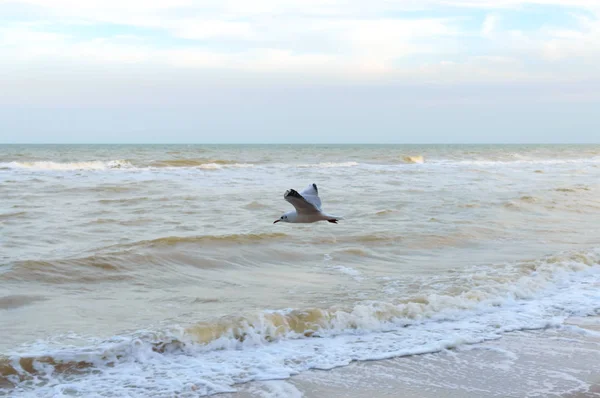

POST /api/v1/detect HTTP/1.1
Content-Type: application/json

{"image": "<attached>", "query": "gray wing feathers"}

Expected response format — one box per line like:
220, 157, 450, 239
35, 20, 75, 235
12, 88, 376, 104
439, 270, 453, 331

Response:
299, 183, 322, 210
284, 188, 321, 214
300, 183, 318, 197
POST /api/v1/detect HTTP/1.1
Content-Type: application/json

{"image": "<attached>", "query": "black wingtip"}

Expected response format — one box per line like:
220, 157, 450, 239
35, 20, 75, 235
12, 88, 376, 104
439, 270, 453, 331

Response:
285, 189, 302, 199
312, 183, 318, 193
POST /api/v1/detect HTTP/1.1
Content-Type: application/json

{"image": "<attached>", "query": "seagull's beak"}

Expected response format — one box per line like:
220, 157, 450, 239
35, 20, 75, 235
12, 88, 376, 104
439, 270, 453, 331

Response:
273, 220, 280, 224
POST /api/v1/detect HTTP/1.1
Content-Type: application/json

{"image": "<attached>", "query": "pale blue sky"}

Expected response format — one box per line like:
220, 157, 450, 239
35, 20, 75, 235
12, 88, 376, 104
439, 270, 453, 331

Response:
1, 0, 599, 143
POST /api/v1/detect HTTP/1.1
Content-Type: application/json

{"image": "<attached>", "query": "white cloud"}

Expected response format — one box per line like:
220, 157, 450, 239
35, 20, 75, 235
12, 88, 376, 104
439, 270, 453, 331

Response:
169, 20, 257, 40
540, 14, 600, 60
481, 14, 498, 37
440, 0, 600, 10
1, 0, 600, 83
0, 14, 461, 75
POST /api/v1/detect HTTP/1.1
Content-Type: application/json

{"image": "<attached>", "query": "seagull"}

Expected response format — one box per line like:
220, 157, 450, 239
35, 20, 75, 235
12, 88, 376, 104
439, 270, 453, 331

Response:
274, 183, 341, 224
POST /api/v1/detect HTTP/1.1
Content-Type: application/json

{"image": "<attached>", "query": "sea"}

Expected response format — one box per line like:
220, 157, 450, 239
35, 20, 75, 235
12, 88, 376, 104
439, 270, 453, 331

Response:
1, 144, 599, 397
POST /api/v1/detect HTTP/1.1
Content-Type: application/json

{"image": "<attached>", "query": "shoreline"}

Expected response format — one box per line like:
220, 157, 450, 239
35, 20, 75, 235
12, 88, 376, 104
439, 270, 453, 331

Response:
223, 316, 600, 398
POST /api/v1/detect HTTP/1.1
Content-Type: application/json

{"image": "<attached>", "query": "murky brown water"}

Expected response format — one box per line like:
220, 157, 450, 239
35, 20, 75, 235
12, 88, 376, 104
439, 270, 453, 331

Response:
1, 144, 599, 396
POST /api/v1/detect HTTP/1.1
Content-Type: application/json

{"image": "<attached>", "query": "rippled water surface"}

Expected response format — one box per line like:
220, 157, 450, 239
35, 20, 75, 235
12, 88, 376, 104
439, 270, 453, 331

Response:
1, 144, 599, 396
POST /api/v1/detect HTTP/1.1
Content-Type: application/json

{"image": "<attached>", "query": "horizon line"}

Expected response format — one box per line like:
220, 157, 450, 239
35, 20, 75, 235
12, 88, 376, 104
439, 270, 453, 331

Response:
0, 142, 598, 146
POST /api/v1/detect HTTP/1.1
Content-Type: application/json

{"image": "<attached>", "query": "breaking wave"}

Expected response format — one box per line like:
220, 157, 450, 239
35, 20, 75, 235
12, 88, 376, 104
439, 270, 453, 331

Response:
150, 158, 254, 169
443, 157, 600, 167
402, 155, 425, 164
0, 160, 132, 171
3, 156, 598, 173
2, 248, 599, 396
194, 163, 254, 170
0, 159, 255, 171
297, 162, 359, 168
149, 159, 241, 167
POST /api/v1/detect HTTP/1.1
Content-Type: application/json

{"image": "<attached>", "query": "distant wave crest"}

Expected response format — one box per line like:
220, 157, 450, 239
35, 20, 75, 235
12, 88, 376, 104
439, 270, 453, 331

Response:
297, 162, 359, 168
150, 159, 254, 169
402, 155, 425, 164
0, 160, 132, 171
0, 159, 257, 171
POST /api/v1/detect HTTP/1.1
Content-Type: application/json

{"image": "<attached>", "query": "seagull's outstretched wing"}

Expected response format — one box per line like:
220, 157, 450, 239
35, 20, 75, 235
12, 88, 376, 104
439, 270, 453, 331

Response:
284, 186, 321, 215
299, 183, 322, 210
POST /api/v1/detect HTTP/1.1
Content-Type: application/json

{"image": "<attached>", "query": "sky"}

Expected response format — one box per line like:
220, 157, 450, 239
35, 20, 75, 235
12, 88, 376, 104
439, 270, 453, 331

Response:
1, 0, 599, 143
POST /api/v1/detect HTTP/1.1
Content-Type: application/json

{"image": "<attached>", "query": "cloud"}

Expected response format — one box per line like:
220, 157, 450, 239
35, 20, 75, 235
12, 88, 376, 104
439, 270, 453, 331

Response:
541, 14, 600, 60
1, 0, 600, 83
481, 14, 498, 37
169, 20, 256, 40
0, 14, 461, 75
440, 0, 600, 10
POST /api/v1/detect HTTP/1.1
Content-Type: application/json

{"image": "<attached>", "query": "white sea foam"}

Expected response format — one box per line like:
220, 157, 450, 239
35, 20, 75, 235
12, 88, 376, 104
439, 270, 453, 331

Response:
331, 265, 362, 279
297, 162, 360, 168
0, 160, 257, 172
196, 163, 255, 170
0, 160, 133, 171
437, 157, 600, 167
5, 249, 600, 397
2, 157, 597, 174
248, 381, 303, 398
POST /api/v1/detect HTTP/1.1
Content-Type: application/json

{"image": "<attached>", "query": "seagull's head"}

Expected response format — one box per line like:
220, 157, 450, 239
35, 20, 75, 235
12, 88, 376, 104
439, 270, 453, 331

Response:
274, 211, 297, 224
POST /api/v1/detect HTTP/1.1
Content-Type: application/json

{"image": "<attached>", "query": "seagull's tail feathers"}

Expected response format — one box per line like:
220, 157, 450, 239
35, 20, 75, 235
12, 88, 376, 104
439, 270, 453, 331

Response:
323, 213, 344, 223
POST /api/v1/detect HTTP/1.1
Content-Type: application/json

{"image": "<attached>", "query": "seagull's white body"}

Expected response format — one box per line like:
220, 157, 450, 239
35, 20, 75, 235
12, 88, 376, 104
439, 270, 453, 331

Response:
274, 183, 341, 224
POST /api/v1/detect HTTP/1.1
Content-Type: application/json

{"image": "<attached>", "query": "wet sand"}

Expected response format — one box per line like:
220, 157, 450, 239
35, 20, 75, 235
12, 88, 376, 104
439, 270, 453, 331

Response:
225, 317, 600, 398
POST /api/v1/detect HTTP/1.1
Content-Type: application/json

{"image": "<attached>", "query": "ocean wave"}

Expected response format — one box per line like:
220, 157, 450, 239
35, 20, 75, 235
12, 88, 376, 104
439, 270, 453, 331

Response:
375, 209, 397, 216
149, 159, 255, 169
4, 257, 125, 284
244, 201, 270, 210
4, 157, 598, 174
195, 162, 254, 170
149, 159, 242, 167
0, 159, 254, 172
2, 248, 599, 396
0, 160, 132, 171
296, 162, 360, 168
0, 295, 46, 310
313, 231, 484, 251
0, 211, 28, 220
313, 233, 403, 245
4, 233, 290, 283
402, 155, 425, 164
440, 157, 600, 167
554, 185, 591, 193
519, 195, 539, 203
333, 248, 371, 257
129, 233, 289, 248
